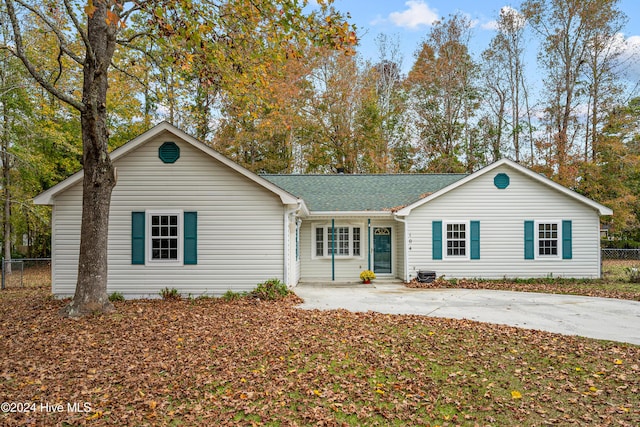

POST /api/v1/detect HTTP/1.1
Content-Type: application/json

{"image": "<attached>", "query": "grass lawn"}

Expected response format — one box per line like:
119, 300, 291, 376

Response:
1, 263, 639, 426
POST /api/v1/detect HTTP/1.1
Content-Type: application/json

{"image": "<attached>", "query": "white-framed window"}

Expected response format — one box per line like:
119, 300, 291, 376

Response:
445, 221, 468, 259
313, 224, 362, 258
147, 210, 183, 265
536, 221, 559, 258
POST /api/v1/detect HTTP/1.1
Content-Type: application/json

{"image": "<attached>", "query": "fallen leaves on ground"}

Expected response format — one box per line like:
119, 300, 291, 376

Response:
406, 278, 640, 301
0, 287, 638, 426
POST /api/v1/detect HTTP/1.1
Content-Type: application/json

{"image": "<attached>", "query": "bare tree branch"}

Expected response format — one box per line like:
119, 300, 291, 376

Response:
61, 0, 93, 64
4, 0, 84, 111
14, 0, 84, 65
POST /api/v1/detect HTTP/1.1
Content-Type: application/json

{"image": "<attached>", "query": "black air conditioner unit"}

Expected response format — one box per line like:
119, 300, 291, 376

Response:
417, 270, 436, 283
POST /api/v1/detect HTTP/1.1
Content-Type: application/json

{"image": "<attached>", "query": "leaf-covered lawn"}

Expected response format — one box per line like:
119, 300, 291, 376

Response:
406, 260, 640, 301
405, 277, 640, 301
1, 287, 638, 426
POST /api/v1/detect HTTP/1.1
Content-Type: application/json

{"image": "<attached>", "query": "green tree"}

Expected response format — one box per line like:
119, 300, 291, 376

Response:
406, 13, 479, 172
578, 97, 640, 239
2, 0, 354, 316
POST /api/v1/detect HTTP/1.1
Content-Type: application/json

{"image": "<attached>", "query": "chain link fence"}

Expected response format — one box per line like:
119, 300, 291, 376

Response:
601, 248, 640, 260
1, 258, 51, 290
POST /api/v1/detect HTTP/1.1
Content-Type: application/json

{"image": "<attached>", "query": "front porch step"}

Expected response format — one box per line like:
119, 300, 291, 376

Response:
296, 279, 404, 288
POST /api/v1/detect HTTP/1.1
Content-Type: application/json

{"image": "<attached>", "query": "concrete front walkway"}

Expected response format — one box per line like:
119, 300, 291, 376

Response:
294, 283, 640, 345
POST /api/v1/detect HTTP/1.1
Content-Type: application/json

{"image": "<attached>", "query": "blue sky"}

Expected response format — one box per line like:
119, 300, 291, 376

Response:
324, 0, 640, 83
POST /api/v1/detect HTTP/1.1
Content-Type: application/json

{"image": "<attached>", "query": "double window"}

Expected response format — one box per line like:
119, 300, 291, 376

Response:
314, 225, 361, 258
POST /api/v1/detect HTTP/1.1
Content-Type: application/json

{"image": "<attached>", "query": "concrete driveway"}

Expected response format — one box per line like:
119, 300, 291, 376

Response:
294, 283, 640, 345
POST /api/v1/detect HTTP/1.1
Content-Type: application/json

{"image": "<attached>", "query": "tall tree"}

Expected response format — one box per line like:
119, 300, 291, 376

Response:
581, 2, 626, 162
297, 49, 368, 173
522, 0, 626, 186
2, 0, 354, 316
481, 6, 531, 163
578, 97, 640, 238
406, 13, 479, 172
371, 34, 412, 172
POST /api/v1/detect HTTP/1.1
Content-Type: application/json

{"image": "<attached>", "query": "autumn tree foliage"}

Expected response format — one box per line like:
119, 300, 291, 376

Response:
522, 0, 627, 187
578, 98, 640, 240
406, 13, 480, 173
2, 0, 355, 316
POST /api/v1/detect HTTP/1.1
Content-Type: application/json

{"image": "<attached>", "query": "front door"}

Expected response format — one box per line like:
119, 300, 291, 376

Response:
373, 227, 392, 274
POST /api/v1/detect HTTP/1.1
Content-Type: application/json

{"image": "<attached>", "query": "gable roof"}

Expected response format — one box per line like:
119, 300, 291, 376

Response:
262, 173, 466, 212
33, 122, 301, 206
395, 158, 613, 216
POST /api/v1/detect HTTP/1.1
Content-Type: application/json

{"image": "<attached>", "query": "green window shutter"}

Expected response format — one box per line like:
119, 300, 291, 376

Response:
132, 212, 145, 265
184, 212, 198, 265
562, 220, 572, 260
432, 221, 442, 260
470, 221, 480, 260
524, 220, 534, 260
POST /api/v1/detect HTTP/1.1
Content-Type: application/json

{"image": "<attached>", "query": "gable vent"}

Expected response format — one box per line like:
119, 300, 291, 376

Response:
159, 141, 180, 164
494, 173, 510, 189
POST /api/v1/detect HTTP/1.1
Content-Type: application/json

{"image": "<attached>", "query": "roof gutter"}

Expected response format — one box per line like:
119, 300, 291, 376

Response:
307, 211, 393, 218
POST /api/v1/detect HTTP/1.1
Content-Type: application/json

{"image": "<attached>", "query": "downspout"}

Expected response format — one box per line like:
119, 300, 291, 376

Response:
393, 214, 410, 282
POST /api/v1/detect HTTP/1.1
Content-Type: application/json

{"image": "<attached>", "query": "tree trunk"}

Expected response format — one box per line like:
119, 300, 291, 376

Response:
3, 140, 11, 275
1, 102, 11, 275
61, 2, 117, 317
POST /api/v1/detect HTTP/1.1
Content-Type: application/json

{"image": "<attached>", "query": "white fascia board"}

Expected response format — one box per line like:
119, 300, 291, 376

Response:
396, 158, 613, 216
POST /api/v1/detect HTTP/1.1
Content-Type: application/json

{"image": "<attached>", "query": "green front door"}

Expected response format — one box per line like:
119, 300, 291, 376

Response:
373, 227, 392, 274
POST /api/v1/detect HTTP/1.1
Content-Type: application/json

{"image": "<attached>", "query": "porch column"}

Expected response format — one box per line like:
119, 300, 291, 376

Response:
331, 219, 335, 281
367, 218, 371, 271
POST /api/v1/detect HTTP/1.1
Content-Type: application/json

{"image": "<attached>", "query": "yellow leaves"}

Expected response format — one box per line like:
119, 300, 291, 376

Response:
613, 358, 623, 365
86, 410, 103, 420
511, 390, 523, 399
85, 1, 97, 17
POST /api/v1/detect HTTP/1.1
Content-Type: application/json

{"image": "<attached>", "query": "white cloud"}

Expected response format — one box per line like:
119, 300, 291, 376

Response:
481, 20, 499, 31
617, 34, 640, 81
388, 0, 439, 29
597, 33, 640, 83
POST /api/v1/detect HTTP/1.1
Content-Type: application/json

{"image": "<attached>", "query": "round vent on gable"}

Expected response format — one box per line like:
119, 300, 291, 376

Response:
494, 173, 510, 189
159, 141, 180, 164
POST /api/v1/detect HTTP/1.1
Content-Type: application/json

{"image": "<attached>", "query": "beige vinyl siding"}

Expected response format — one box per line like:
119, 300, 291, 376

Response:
406, 164, 602, 279
51, 132, 285, 298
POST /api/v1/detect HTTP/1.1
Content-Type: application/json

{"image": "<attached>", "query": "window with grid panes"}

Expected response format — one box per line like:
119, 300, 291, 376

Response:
446, 223, 466, 257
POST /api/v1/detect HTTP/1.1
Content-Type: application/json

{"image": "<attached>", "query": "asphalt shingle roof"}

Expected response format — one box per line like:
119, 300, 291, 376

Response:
262, 174, 467, 212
